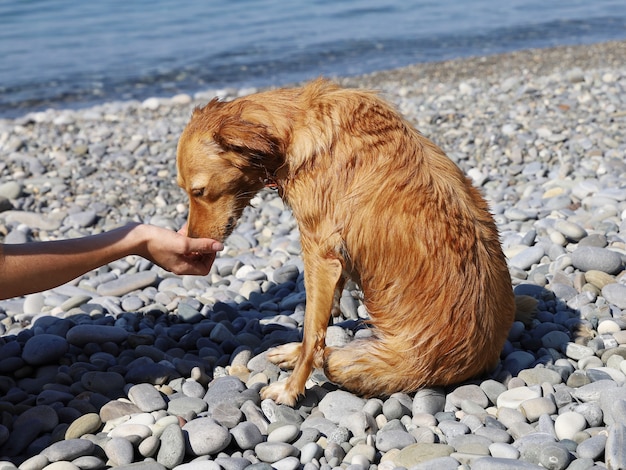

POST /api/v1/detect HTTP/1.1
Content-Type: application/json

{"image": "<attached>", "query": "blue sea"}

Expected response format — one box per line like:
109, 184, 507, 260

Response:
0, 0, 625, 118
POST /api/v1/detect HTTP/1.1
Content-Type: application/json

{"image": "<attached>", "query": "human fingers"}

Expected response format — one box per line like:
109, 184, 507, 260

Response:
185, 237, 224, 255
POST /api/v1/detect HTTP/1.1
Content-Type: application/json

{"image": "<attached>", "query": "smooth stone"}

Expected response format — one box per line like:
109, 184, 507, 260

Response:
318, 390, 365, 424
109, 423, 152, 441
518, 397, 557, 422
448, 434, 491, 455
448, 384, 489, 408
554, 411, 587, 440
0, 181, 23, 199
408, 456, 462, 470
563, 342, 594, 360
167, 396, 207, 417
339, 411, 378, 438
518, 367, 563, 385
80, 371, 126, 396
157, 424, 185, 468
41, 439, 95, 462
508, 246, 545, 270
210, 402, 243, 428
602, 283, 626, 309
554, 219, 587, 241
540, 331, 571, 351
577, 380, 620, 404
503, 350, 536, 375
203, 376, 246, 407
104, 437, 134, 466
254, 442, 298, 463
231, 421, 265, 450
39, 463, 80, 470
472, 457, 543, 469
438, 420, 470, 439
66, 324, 129, 346
267, 424, 300, 443
393, 443, 455, 467
299, 442, 323, 464
99, 400, 142, 422
412, 388, 446, 415
96, 271, 158, 296
496, 386, 541, 409
182, 418, 231, 456
488, 442, 519, 459
65, 413, 103, 439
127, 383, 167, 412
343, 443, 376, 465
173, 462, 220, 470
107, 462, 166, 470
576, 433, 607, 460
138, 435, 160, 458
538, 443, 571, 470
606, 423, 626, 470
375, 429, 416, 452
22, 334, 68, 366
571, 246, 623, 274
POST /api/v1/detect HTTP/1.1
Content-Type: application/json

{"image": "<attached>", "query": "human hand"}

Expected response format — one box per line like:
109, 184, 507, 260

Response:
134, 224, 224, 276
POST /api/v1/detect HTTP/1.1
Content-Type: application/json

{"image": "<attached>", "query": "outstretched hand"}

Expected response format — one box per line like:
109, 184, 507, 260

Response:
136, 223, 224, 276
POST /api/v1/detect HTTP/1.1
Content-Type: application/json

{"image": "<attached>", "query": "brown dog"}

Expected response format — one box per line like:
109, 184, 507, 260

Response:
176, 78, 516, 406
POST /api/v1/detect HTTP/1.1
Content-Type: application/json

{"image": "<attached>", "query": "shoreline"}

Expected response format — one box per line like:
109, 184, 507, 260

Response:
2, 39, 625, 123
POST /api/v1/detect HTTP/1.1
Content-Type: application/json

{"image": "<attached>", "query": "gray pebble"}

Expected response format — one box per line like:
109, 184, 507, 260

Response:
375, 429, 416, 451
105, 437, 134, 466
509, 246, 545, 270
182, 418, 231, 456
66, 324, 129, 346
571, 247, 623, 274
318, 390, 365, 424
577, 434, 607, 460
254, 442, 298, 463
606, 423, 626, 470
157, 424, 185, 468
97, 271, 158, 296
412, 388, 446, 415
41, 438, 95, 462
448, 384, 489, 408
22, 334, 68, 366
231, 421, 265, 450
472, 457, 543, 469
554, 219, 587, 242
602, 283, 626, 310
127, 383, 167, 412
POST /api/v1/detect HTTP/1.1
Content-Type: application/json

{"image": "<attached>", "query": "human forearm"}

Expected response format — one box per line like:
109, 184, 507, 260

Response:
0, 223, 224, 300
0, 224, 141, 300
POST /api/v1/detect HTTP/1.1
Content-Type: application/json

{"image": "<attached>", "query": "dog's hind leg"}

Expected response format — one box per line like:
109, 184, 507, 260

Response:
323, 336, 420, 397
262, 234, 344, 405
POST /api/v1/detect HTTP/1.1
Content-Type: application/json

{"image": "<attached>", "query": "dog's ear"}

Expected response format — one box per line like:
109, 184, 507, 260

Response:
213, 116, 281, 159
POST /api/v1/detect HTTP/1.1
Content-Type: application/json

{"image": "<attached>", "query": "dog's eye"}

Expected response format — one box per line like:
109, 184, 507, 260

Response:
191, 188, 204, 198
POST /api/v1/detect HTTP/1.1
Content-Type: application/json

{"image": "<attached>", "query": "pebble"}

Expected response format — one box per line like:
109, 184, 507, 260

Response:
570, 246, 623, 274
554, 412, 587, 440
0, 41, 626, 469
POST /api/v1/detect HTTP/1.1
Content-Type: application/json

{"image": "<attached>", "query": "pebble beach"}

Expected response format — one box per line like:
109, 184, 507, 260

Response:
1, 39, 626, 469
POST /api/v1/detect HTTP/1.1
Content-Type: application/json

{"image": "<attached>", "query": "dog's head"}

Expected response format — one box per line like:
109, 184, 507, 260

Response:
176, 97, 285, 241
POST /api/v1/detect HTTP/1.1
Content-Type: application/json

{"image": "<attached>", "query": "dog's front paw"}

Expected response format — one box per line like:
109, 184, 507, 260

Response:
260, 380, 300, 406
266, 342, 302, 370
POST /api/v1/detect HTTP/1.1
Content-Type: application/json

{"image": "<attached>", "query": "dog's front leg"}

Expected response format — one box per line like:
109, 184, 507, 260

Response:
262, 237, 343, 406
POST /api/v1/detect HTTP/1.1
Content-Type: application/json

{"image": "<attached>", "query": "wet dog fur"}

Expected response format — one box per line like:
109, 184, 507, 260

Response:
176, 78, 516, 406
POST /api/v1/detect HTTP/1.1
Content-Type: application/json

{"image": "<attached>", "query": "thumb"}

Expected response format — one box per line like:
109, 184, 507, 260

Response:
186, 237, 224, 254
